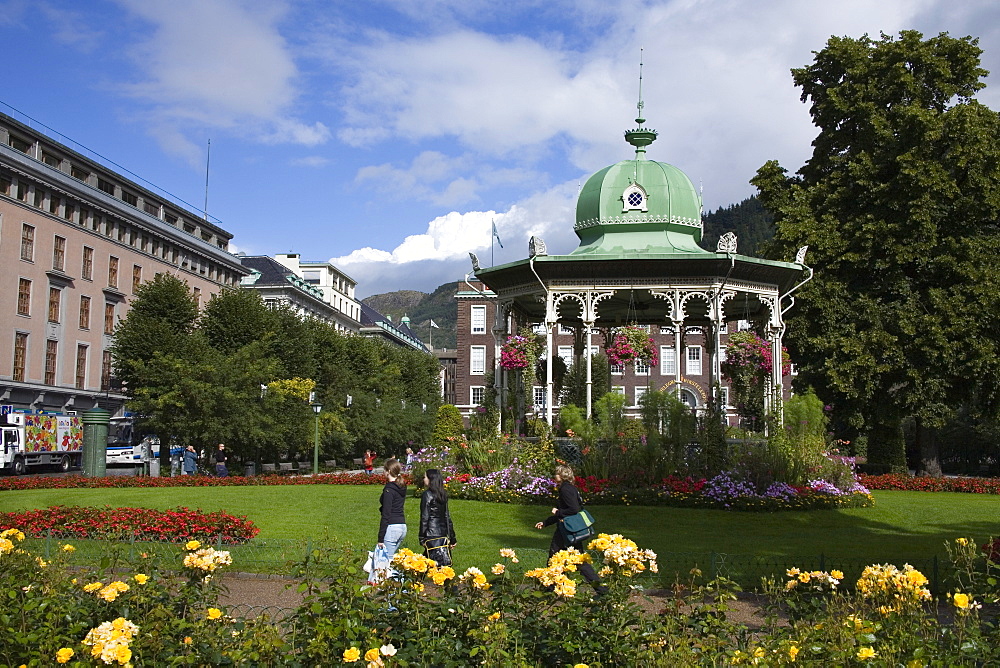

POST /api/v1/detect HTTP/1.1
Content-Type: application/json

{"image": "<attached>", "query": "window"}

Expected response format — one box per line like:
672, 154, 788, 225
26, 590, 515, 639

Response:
533, 386, 546, 408
108, 256, 119, 288
45, 340, 57, 385
13, 333, 28, 382
737, 319, 751, 332
8, 135, 31, 153
98, 178, 115, 195
42, 152, 60, 168
101, 351, 112, 391
52, 236, 66, 271
47, 192, 60, 214
558, 324, 574, 335
165, 212, 178, 225
104, 303, 115, 335
470, 305, 486, 334
82, 247, 94, 280
121, 190, 138, 206
47, 287, 61, 323
660, 346, 676, 375
0, 175, 10, 195
75, 345, 87, 389
71, 166, 90, 181
132, 264, 142, 293
20, 224, 34, 261
634, 386, 648, 407
719, 321, 728, 333
33, 187, 46, 209
77, 295, 91, 329
612, 386, 626, 396
686, 326, 703, 335
470, 345, 486, 375
634, 358, 650, 375
470, 386, 485, 406
686, 346, 703, 375
532, 323, 546, 335
303, 271, 321, 284
17, 278, 31, 316
610, 362, 624, 375
192, 287, 201, 307
143, 201, 159, 216
63, 203, 75, 222
660, 325, 674, 335
720, 386, 730, 408
557, 345, 573, 367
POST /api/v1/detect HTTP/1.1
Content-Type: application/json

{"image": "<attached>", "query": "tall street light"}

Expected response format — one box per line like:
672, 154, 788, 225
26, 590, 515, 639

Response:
311, 402, 323, 475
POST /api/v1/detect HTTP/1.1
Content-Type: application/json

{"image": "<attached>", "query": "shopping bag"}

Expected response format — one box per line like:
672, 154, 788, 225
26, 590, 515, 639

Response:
560, 509, 596, 545
421, 536, 453, 567
363, 545, 392, 584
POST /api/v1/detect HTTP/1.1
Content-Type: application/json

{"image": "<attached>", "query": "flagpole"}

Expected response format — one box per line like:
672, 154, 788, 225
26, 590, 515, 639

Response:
429, 321, 433, 351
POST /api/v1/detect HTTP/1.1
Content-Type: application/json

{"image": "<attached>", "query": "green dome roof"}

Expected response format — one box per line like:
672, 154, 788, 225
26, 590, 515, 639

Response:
572, 123, 705, 256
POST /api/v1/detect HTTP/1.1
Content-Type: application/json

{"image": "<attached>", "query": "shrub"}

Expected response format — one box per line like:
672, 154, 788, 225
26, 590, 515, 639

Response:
431, 404, 465, 446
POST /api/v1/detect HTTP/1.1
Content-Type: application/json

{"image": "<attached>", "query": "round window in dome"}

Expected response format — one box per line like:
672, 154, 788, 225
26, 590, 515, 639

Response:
622, 184, 648, 212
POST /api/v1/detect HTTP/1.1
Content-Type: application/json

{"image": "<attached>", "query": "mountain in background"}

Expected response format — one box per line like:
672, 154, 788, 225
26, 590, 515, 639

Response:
701, 196, 775, 256
362, 282, 459, 350
363, 197, 773, 352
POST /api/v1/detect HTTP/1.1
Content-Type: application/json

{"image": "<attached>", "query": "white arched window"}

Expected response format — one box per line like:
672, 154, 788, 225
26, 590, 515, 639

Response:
622, 184, 649, 213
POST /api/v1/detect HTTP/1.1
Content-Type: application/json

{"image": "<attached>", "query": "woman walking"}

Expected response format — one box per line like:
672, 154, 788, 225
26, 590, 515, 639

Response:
377, 458, 407, 561
419, 468, 457, 566
535, 464, 606, 595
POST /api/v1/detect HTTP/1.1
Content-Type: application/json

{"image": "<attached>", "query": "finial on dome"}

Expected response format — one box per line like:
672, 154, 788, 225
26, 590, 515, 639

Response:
625, 48, 657, 158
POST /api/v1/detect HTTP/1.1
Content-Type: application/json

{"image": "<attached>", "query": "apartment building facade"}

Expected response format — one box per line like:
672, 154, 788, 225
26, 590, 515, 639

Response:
0, 111, 247, 415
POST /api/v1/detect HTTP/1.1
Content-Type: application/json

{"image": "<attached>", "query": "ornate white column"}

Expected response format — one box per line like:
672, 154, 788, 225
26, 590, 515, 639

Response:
584, 319, 594, 418
492, 301, 511, 430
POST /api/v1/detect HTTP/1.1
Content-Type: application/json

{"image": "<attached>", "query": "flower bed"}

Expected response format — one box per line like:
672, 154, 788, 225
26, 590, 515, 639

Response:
861, 473, 1000, 494
0, 472, 390, 492
444, 468, 874, 511
0, 505, 259, 543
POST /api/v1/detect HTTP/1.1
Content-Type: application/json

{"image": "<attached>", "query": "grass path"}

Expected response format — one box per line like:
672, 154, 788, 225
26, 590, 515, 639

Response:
2, 486, 1000, 570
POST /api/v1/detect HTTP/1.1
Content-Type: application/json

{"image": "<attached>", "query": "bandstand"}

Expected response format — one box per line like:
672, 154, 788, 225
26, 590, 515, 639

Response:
472, 108, 811, 425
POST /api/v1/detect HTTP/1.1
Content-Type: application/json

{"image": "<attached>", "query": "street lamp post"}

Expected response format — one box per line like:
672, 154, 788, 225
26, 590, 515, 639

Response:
311, 402, 323, 475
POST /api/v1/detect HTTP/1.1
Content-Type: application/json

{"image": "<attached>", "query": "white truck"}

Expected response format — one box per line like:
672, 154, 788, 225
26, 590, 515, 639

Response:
0, 411, 83, 474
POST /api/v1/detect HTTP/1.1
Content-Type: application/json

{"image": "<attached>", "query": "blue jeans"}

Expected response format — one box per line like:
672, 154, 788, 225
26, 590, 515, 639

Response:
382, 523, 407, 560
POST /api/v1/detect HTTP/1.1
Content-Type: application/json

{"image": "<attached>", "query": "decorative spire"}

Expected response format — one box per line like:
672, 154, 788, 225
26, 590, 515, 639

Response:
625, 47, 657, 159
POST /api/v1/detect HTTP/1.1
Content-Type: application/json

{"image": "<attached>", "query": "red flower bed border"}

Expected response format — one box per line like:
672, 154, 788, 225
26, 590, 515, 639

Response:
0, 505, 258, 543
0, 472, 391, 492
861, 474, 1000, 494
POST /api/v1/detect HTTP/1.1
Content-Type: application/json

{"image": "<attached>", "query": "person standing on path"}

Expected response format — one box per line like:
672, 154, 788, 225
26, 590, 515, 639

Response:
363, 449, 377, 475
534, 464, 606, 595
377, 458, 407, 561
182, 445, 198, 475
214, 443, 228, 477
419, 468, 457, 566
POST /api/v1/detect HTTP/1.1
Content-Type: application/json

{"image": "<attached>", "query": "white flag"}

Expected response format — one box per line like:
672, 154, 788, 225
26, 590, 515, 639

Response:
430, 320, 440, 328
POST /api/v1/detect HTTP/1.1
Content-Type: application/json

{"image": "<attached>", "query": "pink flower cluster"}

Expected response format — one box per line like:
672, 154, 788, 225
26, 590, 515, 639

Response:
606, 326, 658, 366
499, 335, 532, 370
723, 331, 791, 376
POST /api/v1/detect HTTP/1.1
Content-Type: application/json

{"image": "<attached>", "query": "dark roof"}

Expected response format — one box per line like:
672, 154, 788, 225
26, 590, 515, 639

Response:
360, 303, 428, 351
240, 256, 295, 285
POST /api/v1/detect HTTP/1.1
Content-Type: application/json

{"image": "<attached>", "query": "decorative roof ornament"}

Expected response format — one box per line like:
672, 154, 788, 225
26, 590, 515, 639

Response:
469, 252, 481, 272
624, 48, 658, 159
528, 236, 548, 258
717, 232, 738, 254
795, 245, 808, 265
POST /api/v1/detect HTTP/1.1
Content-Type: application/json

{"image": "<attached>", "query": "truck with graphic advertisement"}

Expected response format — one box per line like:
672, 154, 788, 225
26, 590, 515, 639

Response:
0, 410, 83, 474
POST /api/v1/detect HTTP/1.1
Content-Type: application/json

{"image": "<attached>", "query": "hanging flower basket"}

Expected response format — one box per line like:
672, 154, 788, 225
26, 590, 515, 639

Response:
606, 325, 658, 366
499, 333, 536, 370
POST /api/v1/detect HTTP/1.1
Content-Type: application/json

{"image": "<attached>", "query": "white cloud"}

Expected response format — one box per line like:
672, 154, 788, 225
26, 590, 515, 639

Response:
289, 155, 331, 168
112, 0, 329, 161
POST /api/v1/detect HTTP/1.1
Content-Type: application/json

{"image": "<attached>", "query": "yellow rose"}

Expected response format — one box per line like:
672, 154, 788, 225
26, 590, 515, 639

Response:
364, 648, 380, 662
56, 648, 75, 663
830, 570, 844, 580
956, 537, 969, 546
491, 563, 506, 575
61, 544, 76, 552
953, 592, 970, 609
183, 636, 193, 645
116, 645, 132, 664
206, 607, 223, 620
788, 644, 799, 661
343, 647, 361, 662
134, 573, 149, 584
857, 647, 877, 660
185, 540, 201, 550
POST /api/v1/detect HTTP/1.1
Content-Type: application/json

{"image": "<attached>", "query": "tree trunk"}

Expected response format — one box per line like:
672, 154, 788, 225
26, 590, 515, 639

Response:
914, 417, 943, 478
868, 406, 908, 474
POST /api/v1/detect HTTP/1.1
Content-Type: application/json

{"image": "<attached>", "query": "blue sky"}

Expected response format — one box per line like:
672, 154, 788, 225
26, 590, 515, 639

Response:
3, 0, 998, 297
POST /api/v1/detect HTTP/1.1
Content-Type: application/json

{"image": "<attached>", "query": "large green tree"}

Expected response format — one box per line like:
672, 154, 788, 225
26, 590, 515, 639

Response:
753, 31, 1000, 474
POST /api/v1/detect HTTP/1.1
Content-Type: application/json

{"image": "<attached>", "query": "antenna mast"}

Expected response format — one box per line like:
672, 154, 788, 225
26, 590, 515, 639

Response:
203, 139, 211, 222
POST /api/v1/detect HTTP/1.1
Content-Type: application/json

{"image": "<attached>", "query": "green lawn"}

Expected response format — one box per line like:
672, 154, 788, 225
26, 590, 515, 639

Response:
3, 486, 999, 585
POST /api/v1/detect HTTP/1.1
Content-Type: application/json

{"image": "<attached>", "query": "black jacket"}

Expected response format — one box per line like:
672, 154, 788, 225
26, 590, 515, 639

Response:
378, 481, 406, 542
419, 490, 456, 546
542, 480, 582, 528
